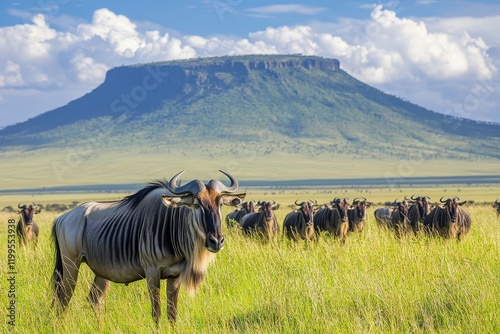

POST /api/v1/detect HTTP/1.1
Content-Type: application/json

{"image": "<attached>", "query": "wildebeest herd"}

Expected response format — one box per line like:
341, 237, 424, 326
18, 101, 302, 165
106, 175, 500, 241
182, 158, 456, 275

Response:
11, 171, 499, 327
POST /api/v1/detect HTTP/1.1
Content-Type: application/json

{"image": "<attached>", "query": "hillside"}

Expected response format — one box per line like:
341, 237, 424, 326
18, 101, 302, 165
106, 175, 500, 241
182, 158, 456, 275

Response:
1, 54, 499, 189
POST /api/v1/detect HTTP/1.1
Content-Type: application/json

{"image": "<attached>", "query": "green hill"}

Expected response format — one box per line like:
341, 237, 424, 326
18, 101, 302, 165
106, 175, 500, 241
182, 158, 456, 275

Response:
1, 54, 499, 189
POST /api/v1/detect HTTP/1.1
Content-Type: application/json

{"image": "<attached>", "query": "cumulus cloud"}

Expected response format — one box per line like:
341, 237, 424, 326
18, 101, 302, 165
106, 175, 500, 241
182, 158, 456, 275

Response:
0, 5, 498, 127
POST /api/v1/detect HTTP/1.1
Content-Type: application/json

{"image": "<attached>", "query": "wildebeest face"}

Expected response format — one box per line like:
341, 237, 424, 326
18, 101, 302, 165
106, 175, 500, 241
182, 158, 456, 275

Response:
16, 203, 39, 226
163, 170, 245, 253
442, 197, 466, 223
332, 198, 349, 222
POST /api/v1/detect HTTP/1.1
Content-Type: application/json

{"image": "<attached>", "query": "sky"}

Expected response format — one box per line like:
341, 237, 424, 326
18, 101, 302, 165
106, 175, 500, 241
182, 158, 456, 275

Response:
0, 0, 499, 128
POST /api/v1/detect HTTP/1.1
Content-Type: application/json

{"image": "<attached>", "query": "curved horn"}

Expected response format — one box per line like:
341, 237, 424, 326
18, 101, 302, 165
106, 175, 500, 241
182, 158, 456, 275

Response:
411, 194, 419, 200
269, 200, 276, 205
294, 199, 302, 206
404, 195, 411, 201
309, 199, 317, 205
30, 202, 37, 208
440, 196, 447, 203
496, 199, 500, 204
208, 170, 239, 193
167, 170, 205, 195
453, 196, 461, 203
18, 203, 25, 209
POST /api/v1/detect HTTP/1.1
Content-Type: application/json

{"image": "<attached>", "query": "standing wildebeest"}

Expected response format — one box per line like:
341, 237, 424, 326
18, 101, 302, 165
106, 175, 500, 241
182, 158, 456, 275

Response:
424, 196, 471, 240
16, 203, 40, 247
52, 170, 245, 324
225, 200, 256, 228
240, 201, 280, 242
314, 198, 350, 243
390, 200, 410, 237
348, 198, 372, 232
374, 205, 394, 228
283, 200, 317, 242
493, 199, 500, 217
406, 195, 432, 234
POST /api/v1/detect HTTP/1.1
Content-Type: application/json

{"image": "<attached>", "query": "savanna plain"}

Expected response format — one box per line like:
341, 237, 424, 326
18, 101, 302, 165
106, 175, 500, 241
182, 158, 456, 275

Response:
1, 187, 500, 333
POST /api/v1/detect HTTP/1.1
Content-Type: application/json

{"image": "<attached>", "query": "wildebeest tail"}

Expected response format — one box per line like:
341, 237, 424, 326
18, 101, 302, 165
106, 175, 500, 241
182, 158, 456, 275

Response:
52, 222, 63, 293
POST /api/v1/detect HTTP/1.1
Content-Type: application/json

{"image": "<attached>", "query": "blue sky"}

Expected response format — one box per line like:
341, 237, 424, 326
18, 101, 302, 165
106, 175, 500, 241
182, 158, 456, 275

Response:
1, 1, 499, 127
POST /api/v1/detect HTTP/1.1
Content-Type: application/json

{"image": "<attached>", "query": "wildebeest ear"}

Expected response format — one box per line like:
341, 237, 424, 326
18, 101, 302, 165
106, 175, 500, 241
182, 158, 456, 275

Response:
221, 193, 246, 206
161, 194, 194, 207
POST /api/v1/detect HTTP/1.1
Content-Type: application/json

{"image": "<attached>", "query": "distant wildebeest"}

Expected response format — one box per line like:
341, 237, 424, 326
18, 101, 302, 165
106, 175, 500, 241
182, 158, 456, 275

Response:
424, 196, 471, 240
390, 199, 411, 237
406, 195, 432, 234
16, 203, 40, 247
314, 197, 350, 243
493, 199, 500, 217
348, 197, 372, 232
374, 205, 393, 228
225, 200, 257, 228
52, 170, 245, 324
283, 200, 317, 242
241, 201, 280, 242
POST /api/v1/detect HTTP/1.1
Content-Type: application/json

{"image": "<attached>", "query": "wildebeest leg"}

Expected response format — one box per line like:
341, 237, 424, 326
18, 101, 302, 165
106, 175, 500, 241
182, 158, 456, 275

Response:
167, 277, 180, 323
146, 271, 161, 324
88, 276, 111, 315
54, 258, 81, 310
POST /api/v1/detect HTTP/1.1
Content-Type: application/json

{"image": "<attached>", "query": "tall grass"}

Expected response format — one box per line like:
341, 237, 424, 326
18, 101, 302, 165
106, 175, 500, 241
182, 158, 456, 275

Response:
1, 205, 499, 333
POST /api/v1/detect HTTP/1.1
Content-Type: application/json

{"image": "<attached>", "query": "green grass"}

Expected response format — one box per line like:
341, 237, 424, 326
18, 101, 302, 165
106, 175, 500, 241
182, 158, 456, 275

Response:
1, 200, 499, 333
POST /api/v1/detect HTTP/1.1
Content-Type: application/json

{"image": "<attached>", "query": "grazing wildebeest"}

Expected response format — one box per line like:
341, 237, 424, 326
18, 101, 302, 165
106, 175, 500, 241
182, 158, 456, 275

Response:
390, 200, 410, 237
424, 196, 471, 240
16, 203, 40, 247
283, 200, 317, 242
225, 200, 256, 228
314, 197, 350, 243
493, 199, 500, 217
406, 195, 432, 234
52, 170, 245, 324
348, 197, 372, 232
240, 201, 280, 242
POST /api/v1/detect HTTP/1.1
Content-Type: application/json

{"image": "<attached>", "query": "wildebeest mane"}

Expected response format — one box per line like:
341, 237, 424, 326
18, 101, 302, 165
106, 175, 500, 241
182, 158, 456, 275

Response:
119, 179, 168, 209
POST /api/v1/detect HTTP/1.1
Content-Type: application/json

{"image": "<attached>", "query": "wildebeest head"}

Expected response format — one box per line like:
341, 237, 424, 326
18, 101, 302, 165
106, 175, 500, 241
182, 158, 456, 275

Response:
440, 196, 467, 223
410, 195, 432, 222
392, 199, 410, 220
295, 199, 317, 225
351, 197, 371, 220
493, 199, 500, 215
244, 200, 257, 213
162, 170, 245, 253
16, 203, 40, 226
257, 200, 279, 221
331, 197, 350, 222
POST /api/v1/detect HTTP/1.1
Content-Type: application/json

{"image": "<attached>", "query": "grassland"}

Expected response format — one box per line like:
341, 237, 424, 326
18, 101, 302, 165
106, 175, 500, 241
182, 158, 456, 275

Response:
1, 187, 500, 333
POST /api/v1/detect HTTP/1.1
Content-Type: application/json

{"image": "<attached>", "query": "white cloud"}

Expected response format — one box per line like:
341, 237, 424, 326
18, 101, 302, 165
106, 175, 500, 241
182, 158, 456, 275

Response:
0, 6, 498, 127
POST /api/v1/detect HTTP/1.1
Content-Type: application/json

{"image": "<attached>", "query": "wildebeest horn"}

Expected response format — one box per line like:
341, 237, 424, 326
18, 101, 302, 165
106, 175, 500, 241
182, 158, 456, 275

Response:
29, 202, 37, 208
294, 199, 302, 206
496, 199, 500, 204
411, 195, 419, 200
404, 196, 411, 201
439, 196, 447, 203
453, 197, 461, 203
167, 170, 206, 195
310, 199, 317, 204
18, 203, 25, 209
207, 170, 239, 193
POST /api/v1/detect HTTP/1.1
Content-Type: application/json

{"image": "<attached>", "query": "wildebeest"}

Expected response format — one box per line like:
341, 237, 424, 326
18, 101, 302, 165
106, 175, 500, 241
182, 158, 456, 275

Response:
374, 205, 393, 227
240, 201, 280, 242
52, 170, 245, 324
283, 200, 317, 242
225, 200, 256, 228
16, 203, 40, 247
406, 195, 432, 234
348, 197, 371, 232
424, 196, 471, 240
493, 199, 500, 217
390, 200, 411, 237
314, 197, 350, 243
